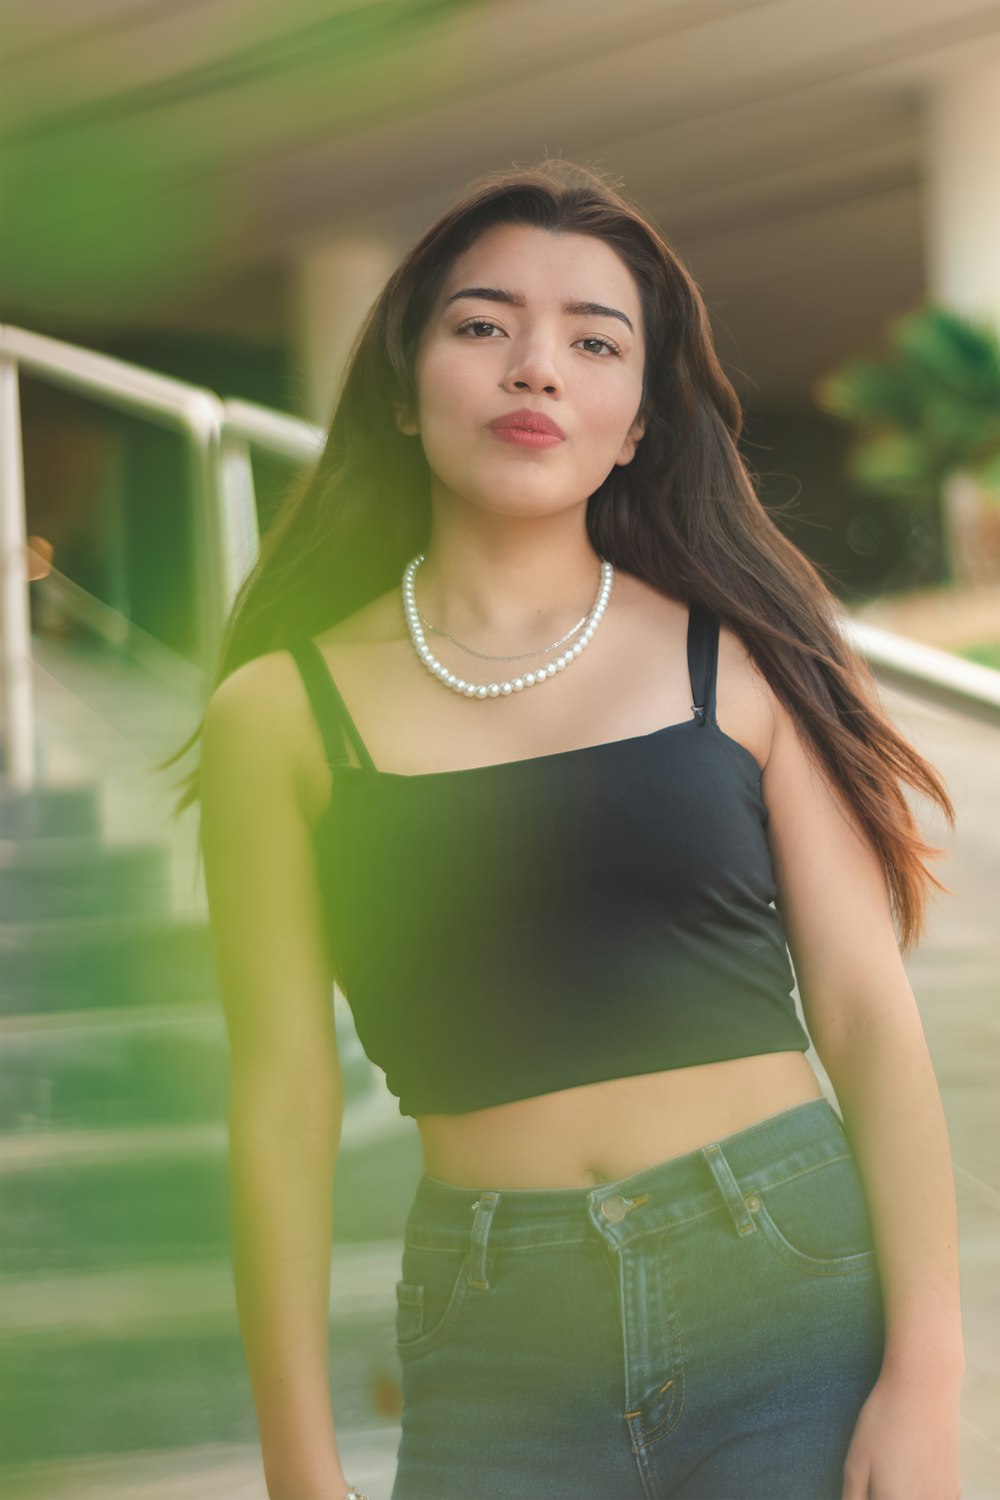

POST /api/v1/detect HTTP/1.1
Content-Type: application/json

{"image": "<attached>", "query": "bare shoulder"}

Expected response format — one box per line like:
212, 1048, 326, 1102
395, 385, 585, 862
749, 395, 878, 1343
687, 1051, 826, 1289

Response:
206, 647, 310, 741
619, 574, 775, 770
202, 647, 323, 817
199, 650, 345, 1075
716, 619, 778, 769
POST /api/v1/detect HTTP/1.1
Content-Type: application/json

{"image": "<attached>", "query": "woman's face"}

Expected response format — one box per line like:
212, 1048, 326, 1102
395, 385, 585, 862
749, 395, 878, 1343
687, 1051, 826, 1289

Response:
400, 222, 647, 520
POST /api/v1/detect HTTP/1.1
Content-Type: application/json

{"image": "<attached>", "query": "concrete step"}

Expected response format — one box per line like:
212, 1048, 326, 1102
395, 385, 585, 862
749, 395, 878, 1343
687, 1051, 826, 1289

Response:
0, 913, 215, 1014
0, 1243, 408, 1471
0, 1431, 404, 1500
0, 837, 171, 923
2, 1239, 404, 1338
0, 1000, 378, 1133
0, 1002, 229, 1132
0, 1086, 421, 1469
0, 783, 101, 842
0, 1093, 421, 1274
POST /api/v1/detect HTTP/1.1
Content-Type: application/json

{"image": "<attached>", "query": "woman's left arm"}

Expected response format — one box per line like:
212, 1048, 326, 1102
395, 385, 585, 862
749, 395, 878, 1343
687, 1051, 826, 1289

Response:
760, 685, 965, 1500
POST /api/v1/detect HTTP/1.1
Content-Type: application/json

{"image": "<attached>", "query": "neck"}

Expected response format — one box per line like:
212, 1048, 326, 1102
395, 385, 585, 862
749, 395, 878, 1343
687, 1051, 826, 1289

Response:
412, 529, 606, 652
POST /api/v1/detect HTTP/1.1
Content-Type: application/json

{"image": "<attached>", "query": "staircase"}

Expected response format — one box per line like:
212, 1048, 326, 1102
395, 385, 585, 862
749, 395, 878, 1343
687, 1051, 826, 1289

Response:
0, 635, 415, 1498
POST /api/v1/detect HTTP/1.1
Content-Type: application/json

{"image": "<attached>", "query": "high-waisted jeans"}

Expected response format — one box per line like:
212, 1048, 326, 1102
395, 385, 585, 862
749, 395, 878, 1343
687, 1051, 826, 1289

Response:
389, 1096, 885, 1500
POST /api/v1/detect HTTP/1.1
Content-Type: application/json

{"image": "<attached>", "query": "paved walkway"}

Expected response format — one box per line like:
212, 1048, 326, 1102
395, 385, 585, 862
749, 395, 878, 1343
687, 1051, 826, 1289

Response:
881, 683, 1000, 1500
848, 581, 1000, 654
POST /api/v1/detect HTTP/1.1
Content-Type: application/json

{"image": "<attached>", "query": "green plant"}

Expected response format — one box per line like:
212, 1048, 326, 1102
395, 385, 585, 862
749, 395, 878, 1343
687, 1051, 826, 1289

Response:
957, 640, 1000, 670
816, 303, 1000, 500
815, 304, 1000, 588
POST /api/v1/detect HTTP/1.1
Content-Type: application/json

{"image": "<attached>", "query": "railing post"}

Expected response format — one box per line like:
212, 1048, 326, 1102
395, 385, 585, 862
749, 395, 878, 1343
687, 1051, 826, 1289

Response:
182, 400, 229, 697
0, 341, 35, 789
218, 432, 262, 618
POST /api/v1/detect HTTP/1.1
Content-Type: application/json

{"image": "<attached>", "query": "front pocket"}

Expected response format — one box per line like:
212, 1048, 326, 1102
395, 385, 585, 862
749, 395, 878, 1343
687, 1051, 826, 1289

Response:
749, 1151, 878, 1277
394, 1242, 473, 1356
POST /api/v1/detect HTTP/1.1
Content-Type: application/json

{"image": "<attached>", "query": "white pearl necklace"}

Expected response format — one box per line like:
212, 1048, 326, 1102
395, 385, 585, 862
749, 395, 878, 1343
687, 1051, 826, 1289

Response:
402, 553, 615, 698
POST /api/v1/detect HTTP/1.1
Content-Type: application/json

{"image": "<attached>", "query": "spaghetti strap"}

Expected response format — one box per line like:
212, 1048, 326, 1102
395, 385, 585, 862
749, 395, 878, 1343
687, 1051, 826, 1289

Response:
686, 603, 720, 728
286, 639, 378, 772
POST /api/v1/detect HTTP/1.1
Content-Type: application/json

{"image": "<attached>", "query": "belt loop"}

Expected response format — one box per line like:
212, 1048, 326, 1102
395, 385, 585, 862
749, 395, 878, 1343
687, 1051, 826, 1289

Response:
701, 1142, 757, 1237
468, 1191, 501, 1288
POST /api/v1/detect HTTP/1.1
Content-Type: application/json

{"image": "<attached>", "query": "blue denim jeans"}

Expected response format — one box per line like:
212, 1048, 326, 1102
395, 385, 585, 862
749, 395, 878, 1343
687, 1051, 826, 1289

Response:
389, 1096, 885, 1499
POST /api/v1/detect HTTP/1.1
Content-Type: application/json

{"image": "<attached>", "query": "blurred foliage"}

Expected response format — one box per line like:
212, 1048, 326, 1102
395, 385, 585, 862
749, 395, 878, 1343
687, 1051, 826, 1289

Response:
958, 640, 1000, 670
815, 303, 1000, 503
0, 0, 480, 320
814, 304, 1000, 592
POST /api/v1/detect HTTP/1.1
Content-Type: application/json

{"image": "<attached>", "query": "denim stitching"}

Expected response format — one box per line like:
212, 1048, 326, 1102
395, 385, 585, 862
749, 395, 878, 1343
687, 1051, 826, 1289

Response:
618, 1150, 859, 1244
404, 1151, 858, 1254
633, 1225, 686, 1446
751, 1200, 876, 1277
752, 1150, 853, 1191
394, 1250, 474, 1355
404, 1235, 591, 1253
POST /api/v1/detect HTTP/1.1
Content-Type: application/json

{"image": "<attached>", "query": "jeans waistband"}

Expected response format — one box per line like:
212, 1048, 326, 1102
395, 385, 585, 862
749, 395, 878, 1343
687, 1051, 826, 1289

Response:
405, 1096, 851, 1255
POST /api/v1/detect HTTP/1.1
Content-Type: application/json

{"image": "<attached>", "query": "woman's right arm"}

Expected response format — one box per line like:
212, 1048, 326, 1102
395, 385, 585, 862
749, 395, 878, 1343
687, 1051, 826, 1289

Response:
199, 652, 352, 1500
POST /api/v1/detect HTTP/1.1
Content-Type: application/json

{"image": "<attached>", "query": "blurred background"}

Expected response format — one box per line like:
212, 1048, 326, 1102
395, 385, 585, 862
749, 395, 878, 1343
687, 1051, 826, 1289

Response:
1, 2, 998, 1496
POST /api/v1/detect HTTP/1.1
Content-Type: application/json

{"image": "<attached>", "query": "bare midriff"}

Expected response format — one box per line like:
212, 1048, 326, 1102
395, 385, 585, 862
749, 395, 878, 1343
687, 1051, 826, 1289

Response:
415, 1049, 824, 1189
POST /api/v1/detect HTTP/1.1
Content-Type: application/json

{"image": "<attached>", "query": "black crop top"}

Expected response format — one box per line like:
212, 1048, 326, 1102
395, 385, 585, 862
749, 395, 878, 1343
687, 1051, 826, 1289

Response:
288, 602, 810, 1118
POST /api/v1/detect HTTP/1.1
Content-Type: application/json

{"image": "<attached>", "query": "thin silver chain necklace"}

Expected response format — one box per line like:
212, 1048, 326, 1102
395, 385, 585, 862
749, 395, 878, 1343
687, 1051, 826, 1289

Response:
416, 604, 589, 661
401, 552, 615, 699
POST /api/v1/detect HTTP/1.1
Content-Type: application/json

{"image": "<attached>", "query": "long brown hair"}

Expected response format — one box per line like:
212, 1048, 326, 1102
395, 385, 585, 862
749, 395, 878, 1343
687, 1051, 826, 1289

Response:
158, 156, 954, 952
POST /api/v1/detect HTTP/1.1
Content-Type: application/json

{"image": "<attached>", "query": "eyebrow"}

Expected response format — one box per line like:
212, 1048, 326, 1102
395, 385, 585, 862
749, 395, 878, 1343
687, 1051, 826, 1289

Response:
443, 286, 635, 336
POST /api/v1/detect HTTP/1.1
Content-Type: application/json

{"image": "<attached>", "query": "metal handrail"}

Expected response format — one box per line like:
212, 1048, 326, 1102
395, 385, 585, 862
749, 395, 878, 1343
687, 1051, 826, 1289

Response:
839, 617, 1000, 728
0, 323, 323, 787
221, 397, 324, 466
2, 320, 998, 792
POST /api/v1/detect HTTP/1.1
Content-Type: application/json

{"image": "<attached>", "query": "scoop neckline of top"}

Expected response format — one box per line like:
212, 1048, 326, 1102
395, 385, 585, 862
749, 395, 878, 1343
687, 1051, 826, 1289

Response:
334, 714, 765, 785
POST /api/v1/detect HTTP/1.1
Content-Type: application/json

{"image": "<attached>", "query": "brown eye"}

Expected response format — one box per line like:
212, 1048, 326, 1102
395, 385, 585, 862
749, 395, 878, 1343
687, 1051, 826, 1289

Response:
455, 319, 502, 338
577, 336, 620, 357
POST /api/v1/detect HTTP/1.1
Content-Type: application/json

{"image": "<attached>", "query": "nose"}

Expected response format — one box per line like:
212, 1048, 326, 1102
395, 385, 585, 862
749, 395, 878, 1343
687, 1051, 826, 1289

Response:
502, 336, 564, 397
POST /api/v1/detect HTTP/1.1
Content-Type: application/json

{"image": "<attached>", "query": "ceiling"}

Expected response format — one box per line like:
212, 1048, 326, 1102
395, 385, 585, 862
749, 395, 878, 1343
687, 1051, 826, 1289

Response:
2, 0, 997, 408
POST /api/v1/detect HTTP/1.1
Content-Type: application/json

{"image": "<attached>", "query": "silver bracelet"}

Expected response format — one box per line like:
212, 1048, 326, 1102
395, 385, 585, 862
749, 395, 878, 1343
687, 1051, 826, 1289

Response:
342, 1488, 370, 1500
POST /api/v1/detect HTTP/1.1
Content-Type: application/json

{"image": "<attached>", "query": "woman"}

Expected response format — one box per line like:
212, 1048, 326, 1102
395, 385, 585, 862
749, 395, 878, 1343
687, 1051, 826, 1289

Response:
172, 159, 964, 1499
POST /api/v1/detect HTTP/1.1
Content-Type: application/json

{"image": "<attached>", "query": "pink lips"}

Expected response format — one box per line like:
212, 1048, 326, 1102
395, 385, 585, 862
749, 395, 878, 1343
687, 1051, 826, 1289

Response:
488, 408, 565, 448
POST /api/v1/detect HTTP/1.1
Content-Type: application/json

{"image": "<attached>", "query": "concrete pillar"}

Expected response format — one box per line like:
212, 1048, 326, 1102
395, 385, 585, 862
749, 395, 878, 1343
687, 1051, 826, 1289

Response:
290, 233, 400, 427
924, 56, 1000, 328
924, 55, 1000, 584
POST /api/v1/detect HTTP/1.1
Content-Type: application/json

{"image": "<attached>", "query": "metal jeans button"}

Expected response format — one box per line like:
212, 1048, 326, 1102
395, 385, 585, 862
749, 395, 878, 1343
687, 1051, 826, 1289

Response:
600, 1194, 628, 1222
